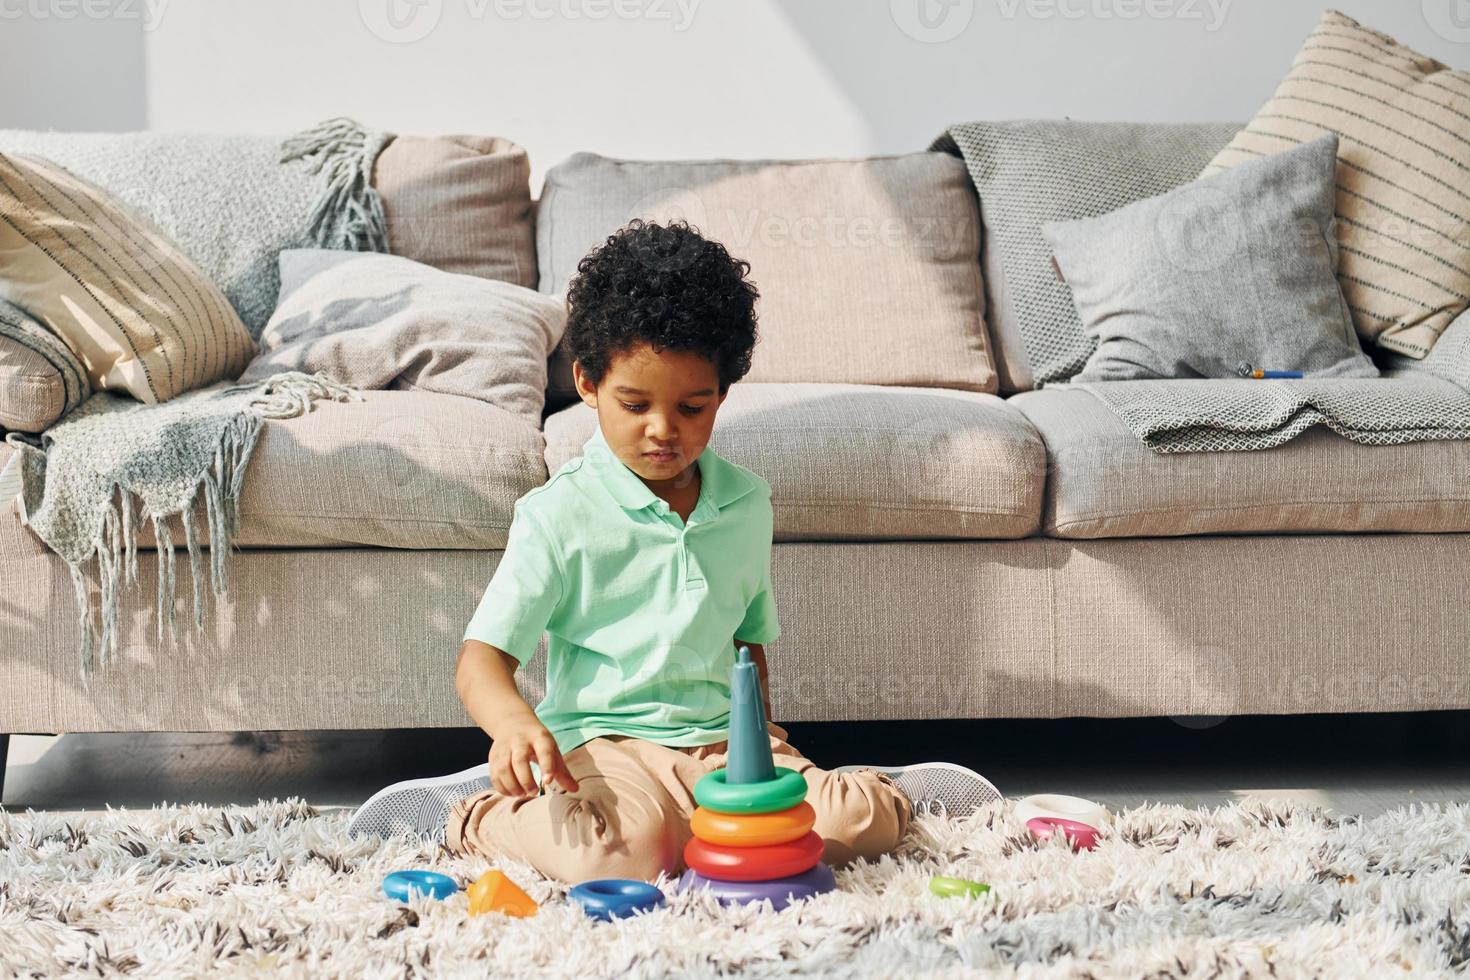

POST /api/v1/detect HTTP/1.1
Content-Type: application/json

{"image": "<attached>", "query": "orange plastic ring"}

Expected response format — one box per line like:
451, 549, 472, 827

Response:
691, 801, 816, 848
683, 830, 825, 882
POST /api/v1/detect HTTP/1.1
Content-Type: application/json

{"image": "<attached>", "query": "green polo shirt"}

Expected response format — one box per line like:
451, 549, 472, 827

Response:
463, 424, 780, 758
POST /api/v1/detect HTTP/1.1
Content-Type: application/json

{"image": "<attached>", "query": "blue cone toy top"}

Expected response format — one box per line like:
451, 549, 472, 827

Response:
727, 644, 777, 785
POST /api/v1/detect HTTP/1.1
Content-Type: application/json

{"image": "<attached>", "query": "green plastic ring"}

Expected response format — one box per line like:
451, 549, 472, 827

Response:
694, 767, 808, 814
929, 876, 991, 899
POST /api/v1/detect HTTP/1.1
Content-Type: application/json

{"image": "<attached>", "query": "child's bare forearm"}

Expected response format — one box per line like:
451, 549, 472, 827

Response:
455, 640, 538, 741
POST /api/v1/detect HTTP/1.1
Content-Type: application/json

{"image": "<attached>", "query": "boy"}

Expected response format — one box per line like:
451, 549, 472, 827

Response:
349, 219, 1000, 883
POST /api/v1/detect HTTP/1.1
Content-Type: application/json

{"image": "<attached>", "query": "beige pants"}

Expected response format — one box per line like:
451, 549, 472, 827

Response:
447, 721, 914, 884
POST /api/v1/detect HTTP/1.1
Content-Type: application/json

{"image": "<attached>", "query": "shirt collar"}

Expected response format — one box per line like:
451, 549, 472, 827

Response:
582, 424, 759, 514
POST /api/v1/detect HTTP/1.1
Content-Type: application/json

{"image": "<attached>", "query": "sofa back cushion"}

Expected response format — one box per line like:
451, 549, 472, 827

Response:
373, 134, 538, 289
535, 151, 996, 409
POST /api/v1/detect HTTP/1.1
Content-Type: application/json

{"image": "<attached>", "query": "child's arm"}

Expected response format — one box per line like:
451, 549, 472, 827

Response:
738, 639, 773, 722
456, 639, 580, 796
455, 639, 538, 738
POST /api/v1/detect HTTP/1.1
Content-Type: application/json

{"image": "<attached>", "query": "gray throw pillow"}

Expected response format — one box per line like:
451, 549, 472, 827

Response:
1042, 134, 1378, 382
239, 249, 566, 428
931, 120, 1242, 389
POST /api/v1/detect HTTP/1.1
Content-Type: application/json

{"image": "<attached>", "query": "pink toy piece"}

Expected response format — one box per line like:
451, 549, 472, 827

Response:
1027, 816, 1100, 851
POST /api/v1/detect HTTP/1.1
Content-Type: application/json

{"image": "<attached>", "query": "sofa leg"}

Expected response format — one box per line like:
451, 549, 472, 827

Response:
0, 733, 8, 803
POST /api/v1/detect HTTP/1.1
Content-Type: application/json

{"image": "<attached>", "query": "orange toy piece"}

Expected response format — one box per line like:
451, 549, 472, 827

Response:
467, 870, 539, 918
691, 801, 816, 848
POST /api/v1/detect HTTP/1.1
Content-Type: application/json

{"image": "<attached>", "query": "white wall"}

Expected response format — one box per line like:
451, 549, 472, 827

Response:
0, 8, 146, 129
3, 0, 1465, 194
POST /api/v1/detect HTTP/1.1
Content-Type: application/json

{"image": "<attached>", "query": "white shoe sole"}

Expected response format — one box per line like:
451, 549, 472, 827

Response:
346, 762, 491, 842
832, 761, 1003, 820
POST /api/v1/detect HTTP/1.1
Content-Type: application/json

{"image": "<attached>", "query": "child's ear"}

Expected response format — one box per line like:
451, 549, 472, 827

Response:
572, 360, 598, 408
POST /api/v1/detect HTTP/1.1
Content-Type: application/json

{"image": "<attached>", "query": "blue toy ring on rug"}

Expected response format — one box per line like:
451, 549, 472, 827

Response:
694, 767, 808, 814
382, 870, 460, 903
570, 879, 667, 921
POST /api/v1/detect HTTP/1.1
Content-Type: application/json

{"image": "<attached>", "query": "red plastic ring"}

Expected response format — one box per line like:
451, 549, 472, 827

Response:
683, 830, 824, 882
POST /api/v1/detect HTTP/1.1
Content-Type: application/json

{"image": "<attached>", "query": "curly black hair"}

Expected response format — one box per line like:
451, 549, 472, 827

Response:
565, 218, 760, 394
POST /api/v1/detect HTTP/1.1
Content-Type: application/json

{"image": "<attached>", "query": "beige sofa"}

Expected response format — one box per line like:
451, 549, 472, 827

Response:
4, 129, 1469, 798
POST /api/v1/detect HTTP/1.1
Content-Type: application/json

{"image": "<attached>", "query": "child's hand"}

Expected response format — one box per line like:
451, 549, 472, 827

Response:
489, 715, 580, 798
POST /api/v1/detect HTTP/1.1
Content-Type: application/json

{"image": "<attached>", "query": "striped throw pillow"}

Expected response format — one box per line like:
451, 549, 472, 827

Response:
0, 153, 255, 403
0, 300, 91, 432
1202, 10, 1470, 359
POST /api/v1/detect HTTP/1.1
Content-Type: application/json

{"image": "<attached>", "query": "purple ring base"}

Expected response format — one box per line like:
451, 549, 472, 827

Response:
676, 861, 836, 910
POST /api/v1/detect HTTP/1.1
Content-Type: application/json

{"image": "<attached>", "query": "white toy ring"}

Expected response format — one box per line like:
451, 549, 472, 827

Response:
1014, 793, 1110, 830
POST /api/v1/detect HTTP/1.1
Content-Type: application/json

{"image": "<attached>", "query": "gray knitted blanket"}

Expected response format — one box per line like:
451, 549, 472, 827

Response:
0, 117, 390, 339
7, 374, 360, 673
1066, 311, 1470, 453
0, 119, 391, 674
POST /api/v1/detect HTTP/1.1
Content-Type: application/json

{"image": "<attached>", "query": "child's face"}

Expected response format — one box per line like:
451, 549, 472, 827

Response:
574, 342, 726, 486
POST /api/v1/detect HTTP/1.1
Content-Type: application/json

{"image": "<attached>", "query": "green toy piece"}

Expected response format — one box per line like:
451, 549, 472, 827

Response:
694, 766, 808, 814
929, 876, 991, 899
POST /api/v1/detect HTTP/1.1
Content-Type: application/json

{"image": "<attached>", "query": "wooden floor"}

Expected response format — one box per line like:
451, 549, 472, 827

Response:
6, 710, 1469, 818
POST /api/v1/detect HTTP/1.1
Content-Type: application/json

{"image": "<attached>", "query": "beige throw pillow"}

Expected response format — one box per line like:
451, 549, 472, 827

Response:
1202, 10, 1470, 359
0, 153, 255, 403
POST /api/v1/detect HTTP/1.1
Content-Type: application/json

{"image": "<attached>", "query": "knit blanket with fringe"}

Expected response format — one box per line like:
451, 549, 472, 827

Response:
7, 374, 362, 674
0, 117, 389, 339
0, 118, 391, 675
1064, 309, 1470, 453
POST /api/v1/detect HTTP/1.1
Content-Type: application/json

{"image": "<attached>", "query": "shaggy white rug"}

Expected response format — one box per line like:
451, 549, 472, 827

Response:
2, 797, 1469, 977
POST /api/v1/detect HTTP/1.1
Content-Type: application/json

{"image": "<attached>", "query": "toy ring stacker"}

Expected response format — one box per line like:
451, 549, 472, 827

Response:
569, 879, 667, 921
694, 767, 808, 814
690, 801, 816, 847
382, 870, 460, 903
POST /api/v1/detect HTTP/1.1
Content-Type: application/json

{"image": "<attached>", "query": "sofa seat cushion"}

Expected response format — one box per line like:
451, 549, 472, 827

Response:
1, 390, 548, 553
544, 382, 1044, 540
224, 390, 548, 549
1014, 388, 1470, 538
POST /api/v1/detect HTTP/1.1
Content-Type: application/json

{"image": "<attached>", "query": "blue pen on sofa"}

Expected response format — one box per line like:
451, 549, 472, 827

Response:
1235, 362, 1304, 379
